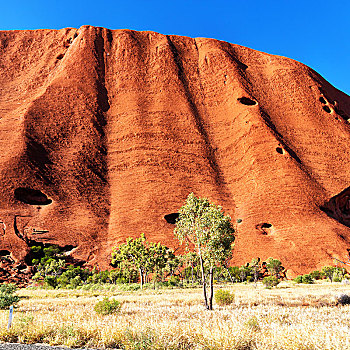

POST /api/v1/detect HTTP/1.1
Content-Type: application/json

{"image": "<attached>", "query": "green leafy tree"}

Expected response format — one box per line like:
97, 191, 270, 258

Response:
266, 258, 284, 279
148, 242, 174, 287
111, 234, 150, 289
322, 266, 336, 282
249, 258, 261, 285
111, 234, 173, 289
174, 193, 235, 310
238, 265, 251, 282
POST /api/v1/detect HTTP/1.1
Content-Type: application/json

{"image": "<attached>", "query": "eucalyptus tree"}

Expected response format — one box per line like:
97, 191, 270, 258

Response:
111, 233, 151, 289
111, 234, 174, 289
266, 258, 285, 279
174, 193, 235, 310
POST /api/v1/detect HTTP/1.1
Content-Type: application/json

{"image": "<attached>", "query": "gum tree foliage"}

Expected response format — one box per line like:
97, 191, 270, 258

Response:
174, 193, 235, 310
111, 234, 174, 289
249, 258, 261, 285
322, 266, 336, 282
266, 258, 284, 279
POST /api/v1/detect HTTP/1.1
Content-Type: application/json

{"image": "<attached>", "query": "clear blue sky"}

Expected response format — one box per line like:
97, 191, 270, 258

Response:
1, 0, 349, 95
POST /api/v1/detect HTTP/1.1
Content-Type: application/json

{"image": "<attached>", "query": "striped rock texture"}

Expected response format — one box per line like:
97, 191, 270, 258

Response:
0, 26, 349, 278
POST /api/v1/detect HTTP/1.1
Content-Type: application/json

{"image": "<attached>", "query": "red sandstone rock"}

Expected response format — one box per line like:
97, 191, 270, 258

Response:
0, 26, 349, 278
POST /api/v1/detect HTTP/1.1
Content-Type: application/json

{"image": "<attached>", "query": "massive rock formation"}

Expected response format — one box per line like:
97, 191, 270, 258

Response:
0, 26, 349, 278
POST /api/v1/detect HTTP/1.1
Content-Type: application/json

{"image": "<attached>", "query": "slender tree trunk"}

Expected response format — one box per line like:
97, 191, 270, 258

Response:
139, 268, 144, 289
209, 266, 214, 310
191, 263, 194, 287
199, 253, 209, 309
225, 265, 234, 284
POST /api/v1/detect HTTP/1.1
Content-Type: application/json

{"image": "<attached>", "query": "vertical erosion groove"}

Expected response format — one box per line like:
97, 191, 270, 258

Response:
92, 29, 110, 217
166, 36, 232, 201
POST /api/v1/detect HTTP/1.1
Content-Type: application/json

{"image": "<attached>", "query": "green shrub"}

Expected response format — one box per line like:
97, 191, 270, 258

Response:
44, 276, 58, 289
262, 276, 279, 289
94, 298, 121, 315
119, 283, 140, 291
0, 283, 20, 309
302, 274, 314, 284
293, 275, 303, 283
309, 270, 324, 280
168, 275, 180, 286
214, 289, 234, 306
69, 276, 82, 289
333, 274, 342, 282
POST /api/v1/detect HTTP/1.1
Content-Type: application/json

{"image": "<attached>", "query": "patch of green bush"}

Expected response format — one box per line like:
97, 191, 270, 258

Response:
262, 276, 279, 289
214, 289, 234, 305
0, 283, 20, 309
301, 274, 314, 284
293, 275, 303, 283
293, 274, 314, 284
309, 270, 324, 280
94, 298, 121, 315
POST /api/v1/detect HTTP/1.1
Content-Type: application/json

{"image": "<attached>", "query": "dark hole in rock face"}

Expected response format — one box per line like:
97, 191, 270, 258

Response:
56, 53, 64, 60
276, 147, 284, 154
256, 223, 273, 235
0, 250, 11, 257
237, 97, 257, 106
319, 97, 327, 104
14, 188, 52, 205
164, 213, 179, 225
323, 105, 332, 113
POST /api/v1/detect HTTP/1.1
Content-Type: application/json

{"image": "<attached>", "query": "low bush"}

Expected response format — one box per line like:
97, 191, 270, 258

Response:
293, 275, 303, 283
0, 283, 20, 309
214, 289, 234, 305
309, 270, 324, 280
168, 275, 181, 286
299, 274, 314, 284
94, 298, 121, 315
262, 276, 279, 289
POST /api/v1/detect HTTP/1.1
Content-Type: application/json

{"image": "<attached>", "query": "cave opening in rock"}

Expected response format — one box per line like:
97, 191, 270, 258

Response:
164, 213, 179, 225
237, 97, 257, 106
323, 105, 332, 113
256, 223, 273, 235
0, 250, 11, 257
276, 147, 284, 154
56, 53, 64, 60
319, 96, 327, 104
14, 187, 52, 205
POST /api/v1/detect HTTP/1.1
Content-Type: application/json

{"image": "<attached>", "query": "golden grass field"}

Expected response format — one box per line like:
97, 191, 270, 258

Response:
0, 282, 349, 349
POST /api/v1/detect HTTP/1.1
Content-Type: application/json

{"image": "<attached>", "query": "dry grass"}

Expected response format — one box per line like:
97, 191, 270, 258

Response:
0, 282, 349, 349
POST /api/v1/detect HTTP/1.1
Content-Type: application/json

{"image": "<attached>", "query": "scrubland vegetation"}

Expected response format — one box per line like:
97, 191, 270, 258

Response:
1, 193, 349, 349
0, 282, 350, 349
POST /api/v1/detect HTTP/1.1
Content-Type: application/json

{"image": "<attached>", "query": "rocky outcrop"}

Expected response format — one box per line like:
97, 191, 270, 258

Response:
0, 26, 350, 277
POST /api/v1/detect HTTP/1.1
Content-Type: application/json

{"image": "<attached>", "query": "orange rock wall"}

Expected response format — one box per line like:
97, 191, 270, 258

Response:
0, 26, 350, 276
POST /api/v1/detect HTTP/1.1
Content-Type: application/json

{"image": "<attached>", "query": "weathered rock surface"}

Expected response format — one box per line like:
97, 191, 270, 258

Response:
0, 26, 349, 277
